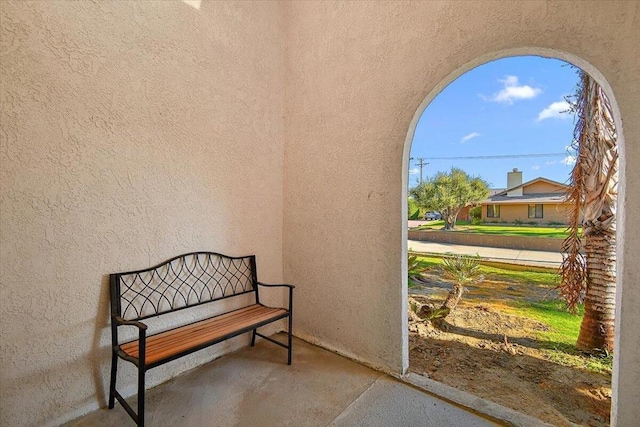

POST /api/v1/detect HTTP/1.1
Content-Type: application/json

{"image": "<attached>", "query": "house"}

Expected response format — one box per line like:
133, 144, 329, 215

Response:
458, 189, 504, 221
481, 169, 571, 225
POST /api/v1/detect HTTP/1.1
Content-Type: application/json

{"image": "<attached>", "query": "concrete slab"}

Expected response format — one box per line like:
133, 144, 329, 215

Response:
403, 373, 553, 427
331, 376, 498, 427
66, 335, 497, 426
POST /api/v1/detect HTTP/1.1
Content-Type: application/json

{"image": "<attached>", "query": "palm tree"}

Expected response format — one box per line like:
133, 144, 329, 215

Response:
418, 254, 483, 321
439, 254, 482, 317
560, 70, 618, 352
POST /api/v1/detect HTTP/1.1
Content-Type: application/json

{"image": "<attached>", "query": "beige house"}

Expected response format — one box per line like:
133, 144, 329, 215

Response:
481, 169, 571, 225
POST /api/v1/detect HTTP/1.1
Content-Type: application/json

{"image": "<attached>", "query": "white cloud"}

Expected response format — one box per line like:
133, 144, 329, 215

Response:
409, 168, 420, 175
461, 132, 480, 142
545, 160, 557, 165
531, 165, 541, 170
537, 101, 572, 122
483, 75, 541, 104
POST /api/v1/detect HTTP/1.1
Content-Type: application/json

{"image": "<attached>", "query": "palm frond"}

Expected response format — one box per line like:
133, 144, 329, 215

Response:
440, 254, 483, 285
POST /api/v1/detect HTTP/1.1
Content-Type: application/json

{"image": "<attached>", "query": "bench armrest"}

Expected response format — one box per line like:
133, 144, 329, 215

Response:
256, 282, 294, 312
112, 315, 147, 365
257, 282, 295, 289
112, 315, 148, 331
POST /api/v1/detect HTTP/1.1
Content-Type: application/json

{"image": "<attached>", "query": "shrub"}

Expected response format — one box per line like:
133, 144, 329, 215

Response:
408, 197, 422, 220
514, 219, 524, 225
469, 206, 482, 220
408, 254, 428, 288
469, 206, 482, 224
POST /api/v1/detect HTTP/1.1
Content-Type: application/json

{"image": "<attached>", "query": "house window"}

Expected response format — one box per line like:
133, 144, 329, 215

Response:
528, 204, 543, 218
487, 205, 500, 218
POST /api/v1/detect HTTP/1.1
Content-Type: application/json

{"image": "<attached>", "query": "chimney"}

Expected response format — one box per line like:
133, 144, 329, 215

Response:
506, 168, 523, 197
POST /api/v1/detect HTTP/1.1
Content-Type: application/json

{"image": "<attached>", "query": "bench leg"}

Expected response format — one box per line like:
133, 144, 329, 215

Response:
251, 329, 257, 347
287, 314, 293, 365
138, 365, 145, 427
108, 352, 117, 409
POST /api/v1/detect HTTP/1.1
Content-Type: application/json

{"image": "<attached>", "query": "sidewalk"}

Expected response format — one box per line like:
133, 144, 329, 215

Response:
408, 239, 562, 269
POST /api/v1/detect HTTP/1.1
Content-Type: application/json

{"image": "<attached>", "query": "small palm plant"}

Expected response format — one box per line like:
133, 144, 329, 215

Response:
433, 254, 483, 320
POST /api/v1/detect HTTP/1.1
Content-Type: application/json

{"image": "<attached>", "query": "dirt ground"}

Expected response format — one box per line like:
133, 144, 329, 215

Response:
408, 272, 611, 426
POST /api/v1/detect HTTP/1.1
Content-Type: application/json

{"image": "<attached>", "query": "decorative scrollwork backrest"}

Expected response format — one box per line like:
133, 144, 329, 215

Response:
111, 252, 257, 321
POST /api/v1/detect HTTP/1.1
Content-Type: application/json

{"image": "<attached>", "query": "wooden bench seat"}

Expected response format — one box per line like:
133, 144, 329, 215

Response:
120, 304, 287, 365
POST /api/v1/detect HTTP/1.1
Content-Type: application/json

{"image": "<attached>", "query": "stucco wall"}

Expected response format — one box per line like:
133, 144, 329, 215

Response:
283, 2, 639, 426
0, 1, 285, 425
481, 203, 570, 224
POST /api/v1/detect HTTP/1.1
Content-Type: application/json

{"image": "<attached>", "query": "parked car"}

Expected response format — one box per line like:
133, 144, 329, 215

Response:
424, 211, 442, 221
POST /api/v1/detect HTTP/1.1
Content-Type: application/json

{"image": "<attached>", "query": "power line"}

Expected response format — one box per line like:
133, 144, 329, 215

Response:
425, 152, 567, 160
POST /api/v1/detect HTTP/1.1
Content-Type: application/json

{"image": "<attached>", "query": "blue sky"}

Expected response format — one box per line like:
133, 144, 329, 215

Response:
409, 56, 580, 189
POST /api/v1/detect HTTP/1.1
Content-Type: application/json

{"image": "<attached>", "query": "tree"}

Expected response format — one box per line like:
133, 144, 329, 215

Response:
560, 70, 618, 352
410, 167, 489, 230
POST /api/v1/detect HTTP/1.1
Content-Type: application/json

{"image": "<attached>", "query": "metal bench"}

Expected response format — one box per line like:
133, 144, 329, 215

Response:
108, 252, 294, 426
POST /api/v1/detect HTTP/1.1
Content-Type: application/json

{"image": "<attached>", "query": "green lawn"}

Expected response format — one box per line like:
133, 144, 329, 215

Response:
414, 220, 575, 238
509, 300, 612, 374
511, 300, 582, 345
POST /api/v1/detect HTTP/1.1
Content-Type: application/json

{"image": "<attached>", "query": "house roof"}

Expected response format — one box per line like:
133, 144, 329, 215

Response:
485, 192, 568, 204
492, 177, 569, 197
483, 177, 569, 205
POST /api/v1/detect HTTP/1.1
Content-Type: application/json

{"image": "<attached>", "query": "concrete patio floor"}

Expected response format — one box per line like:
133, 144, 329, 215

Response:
66, 335, 500, 427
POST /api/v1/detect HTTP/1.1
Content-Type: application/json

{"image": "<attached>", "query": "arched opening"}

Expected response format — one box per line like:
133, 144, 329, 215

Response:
401, 48, 625, 425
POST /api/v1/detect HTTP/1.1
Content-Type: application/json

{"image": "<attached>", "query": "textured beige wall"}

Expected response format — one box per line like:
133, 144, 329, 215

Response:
0, 1, 285, 425
481, 203, 570, 224
283, 2, 639, 426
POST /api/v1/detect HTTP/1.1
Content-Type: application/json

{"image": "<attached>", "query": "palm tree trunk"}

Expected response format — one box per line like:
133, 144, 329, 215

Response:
577, 233, 616, 351
439, 283, 463, 318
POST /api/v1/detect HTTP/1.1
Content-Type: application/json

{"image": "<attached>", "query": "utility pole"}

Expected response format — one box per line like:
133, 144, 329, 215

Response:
415, 158, 429, 185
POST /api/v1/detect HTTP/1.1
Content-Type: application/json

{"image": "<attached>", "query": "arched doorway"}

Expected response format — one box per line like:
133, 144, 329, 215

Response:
401, 48, 626, 424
